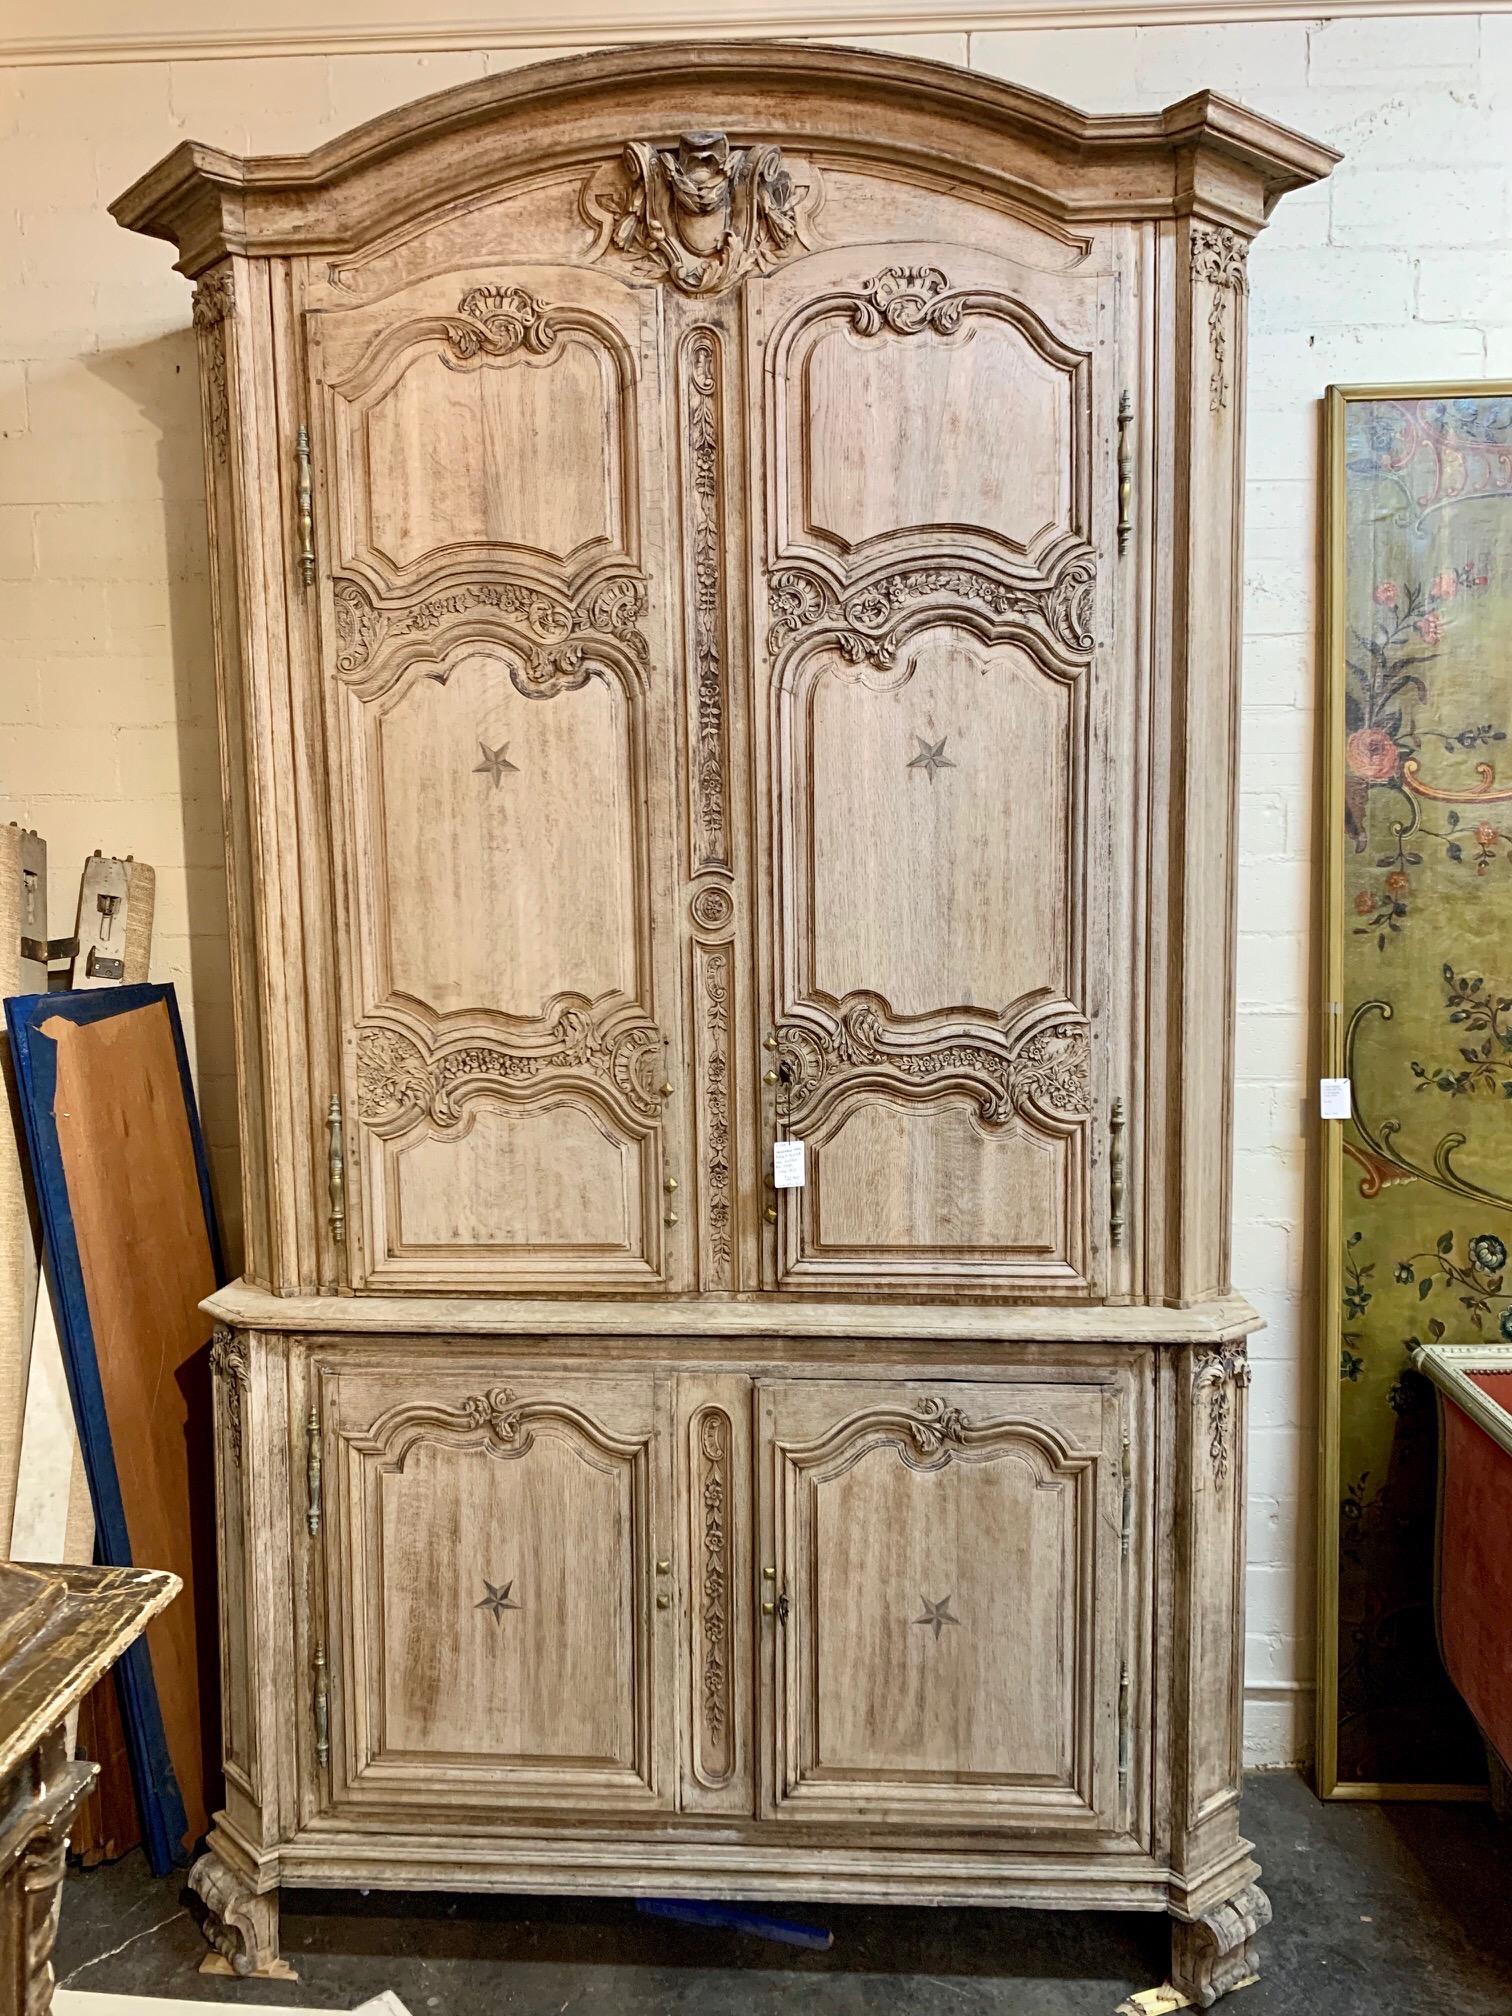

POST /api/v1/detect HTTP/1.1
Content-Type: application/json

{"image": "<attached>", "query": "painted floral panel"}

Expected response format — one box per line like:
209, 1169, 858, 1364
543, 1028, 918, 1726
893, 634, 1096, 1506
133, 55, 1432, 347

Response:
1333, 392, 1512, 1785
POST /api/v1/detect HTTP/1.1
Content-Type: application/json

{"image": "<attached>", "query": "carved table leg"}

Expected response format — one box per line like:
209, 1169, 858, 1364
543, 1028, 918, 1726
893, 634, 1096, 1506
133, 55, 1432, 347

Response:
187, 1849, 280, 1976
1170, 1881, 1271, 2008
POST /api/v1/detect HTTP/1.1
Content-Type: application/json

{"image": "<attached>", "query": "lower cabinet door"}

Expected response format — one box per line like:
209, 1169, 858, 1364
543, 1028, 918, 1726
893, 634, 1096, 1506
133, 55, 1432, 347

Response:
310, 1356, 674, 1816
758, 1372, 1135, 1832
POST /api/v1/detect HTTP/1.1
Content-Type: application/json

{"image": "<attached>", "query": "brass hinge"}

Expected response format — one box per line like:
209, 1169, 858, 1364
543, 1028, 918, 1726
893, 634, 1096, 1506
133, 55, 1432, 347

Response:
306, 1405, 322, 1536
1116, 391, 1133, 555
326, 1094, 345, 1247
1109, 1096, 1126, 1248
296, 424, 315, 586
1120, 1432, 1133, 1561
313, 1643, 329, 1769
1118, 1660, 1131, 1798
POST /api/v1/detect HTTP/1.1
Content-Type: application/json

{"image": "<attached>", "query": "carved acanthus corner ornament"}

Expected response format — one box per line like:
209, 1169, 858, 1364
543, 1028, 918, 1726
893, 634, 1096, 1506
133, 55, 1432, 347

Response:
1192, 1341, 1252, 1488
767, 556, 1096, 672
1190, 225, 1250, 415
582, 131, 819, 295
355, 1004, 667, 1131
908, 1396, 972, 1455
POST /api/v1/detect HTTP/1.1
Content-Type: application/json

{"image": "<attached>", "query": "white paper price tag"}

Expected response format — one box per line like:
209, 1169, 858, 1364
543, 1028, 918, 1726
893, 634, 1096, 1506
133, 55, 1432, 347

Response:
1319, 1077, 1351, 1120
773, 1139, 807, 1189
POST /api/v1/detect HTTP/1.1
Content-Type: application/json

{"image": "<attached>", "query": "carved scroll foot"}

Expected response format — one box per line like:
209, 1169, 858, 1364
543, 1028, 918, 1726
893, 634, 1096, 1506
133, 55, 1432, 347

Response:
187, 1850, 280, 1977
1170, 1881, 1271, 2008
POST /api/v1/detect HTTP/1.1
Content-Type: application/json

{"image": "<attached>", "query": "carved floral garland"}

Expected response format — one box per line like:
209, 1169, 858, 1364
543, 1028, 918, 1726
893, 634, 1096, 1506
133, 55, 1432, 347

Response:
685, 331, 728, 867
767, 558, 1096, 669
698, 1410, 732, 1759
191, 270, 234, 467
209, 1324, 247, 1467
1190, 226, 1249, 415
1193, 1342, 1251, 1486
356, 1010, 665, 1129
332, 574, 648, 692
775, 999, 1091, 1130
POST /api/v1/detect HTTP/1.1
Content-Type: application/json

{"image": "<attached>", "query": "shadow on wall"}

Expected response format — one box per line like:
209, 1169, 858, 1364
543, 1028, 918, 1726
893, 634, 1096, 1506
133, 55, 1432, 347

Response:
84, 329, 243, 1273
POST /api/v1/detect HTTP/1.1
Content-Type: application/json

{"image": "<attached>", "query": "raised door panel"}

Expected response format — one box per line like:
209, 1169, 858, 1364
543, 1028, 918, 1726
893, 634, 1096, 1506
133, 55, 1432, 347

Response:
759, 1373, 1131, 1834
313, 1357, 672, 1817
307, 266, 685, 1291
754, 247, 1116, 1296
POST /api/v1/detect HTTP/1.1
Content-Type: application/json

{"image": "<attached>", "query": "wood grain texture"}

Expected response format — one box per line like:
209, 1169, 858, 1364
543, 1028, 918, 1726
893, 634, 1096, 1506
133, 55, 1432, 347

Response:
42, 1001, 220, 1851
110, 41, 1332, 1999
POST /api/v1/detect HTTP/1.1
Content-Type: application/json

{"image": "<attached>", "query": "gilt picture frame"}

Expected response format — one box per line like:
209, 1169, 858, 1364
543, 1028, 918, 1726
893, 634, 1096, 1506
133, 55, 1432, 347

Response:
1318, 380, 1512, 1798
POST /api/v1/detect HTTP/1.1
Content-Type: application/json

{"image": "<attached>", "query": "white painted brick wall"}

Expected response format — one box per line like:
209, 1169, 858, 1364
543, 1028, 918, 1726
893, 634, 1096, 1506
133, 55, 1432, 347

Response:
3, 11, 1509, 1766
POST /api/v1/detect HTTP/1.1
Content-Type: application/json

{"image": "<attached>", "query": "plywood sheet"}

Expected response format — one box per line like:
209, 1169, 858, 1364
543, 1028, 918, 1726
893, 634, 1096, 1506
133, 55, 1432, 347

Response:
5, 984, 223, 1871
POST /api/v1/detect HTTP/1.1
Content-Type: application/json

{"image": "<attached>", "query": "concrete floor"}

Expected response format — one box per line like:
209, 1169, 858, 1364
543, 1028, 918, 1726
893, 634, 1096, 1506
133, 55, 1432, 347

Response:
52, 1772, 1512, 2014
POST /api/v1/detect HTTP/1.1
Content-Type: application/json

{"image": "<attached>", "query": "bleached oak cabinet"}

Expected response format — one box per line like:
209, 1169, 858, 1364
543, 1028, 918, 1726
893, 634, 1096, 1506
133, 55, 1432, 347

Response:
113, 44, 1334, 2004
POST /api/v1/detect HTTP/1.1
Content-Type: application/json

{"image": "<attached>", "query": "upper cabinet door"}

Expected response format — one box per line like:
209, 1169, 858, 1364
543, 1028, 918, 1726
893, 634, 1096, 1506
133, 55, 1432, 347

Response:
307, 265, 688, 1292
750, 243, 1120, 1297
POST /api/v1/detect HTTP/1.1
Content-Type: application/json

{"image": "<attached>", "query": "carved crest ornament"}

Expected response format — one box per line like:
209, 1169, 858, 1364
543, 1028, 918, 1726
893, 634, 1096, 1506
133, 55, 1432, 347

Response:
582, 131, 819, 295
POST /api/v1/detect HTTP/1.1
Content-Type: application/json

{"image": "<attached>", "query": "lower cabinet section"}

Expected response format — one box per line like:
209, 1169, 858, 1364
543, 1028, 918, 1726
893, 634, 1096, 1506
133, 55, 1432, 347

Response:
760, 1377, 1129, 1832
312, 1361, 674, 1816
202, 1309, 1263, 1996
289, 1344, 1148, 1844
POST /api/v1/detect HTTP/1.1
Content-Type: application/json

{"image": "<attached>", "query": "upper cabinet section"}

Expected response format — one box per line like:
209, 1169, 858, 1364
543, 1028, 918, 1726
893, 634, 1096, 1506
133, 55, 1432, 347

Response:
112, 45, 1336, 1301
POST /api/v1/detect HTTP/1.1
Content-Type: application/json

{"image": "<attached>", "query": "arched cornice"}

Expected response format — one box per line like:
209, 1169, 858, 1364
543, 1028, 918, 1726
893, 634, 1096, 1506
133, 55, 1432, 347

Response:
109, 40, 1338, 276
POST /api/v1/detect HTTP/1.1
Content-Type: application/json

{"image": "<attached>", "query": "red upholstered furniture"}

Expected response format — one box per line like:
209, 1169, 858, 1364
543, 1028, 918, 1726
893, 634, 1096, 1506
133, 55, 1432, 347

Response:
1415, 1346, 1512, 1809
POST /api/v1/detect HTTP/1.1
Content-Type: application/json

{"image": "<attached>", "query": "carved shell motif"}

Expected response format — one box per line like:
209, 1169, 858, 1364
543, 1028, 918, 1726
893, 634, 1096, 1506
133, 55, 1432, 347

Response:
852, 265, 963, 337
441, 285, 560, 365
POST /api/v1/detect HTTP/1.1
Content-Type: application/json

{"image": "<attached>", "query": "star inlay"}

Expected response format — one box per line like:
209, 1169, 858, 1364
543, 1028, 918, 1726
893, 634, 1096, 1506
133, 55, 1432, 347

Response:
913, 1593, 961, 1642
473, 740, 519, 787
907, 735, 956, 784
475, 1578, 521, 1623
